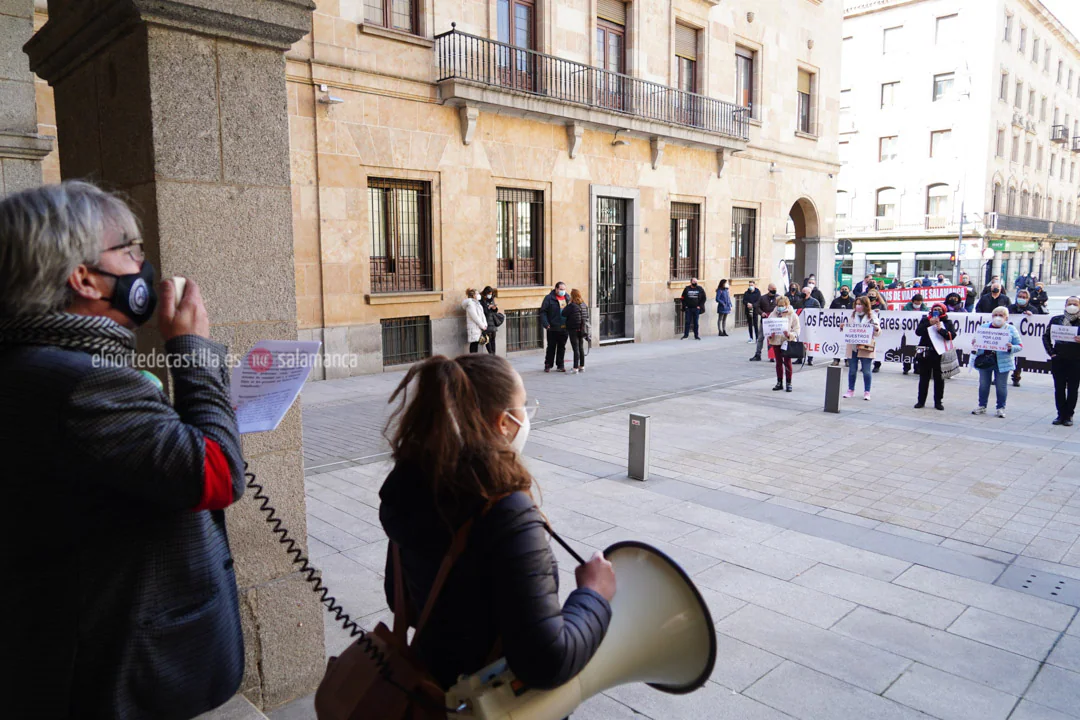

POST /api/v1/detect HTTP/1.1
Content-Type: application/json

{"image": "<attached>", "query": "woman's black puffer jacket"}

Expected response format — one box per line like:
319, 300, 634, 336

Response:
379, 459, 612, 690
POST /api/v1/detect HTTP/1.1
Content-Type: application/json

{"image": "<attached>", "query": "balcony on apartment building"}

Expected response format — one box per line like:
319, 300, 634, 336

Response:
1073, 136, 1080, 153
987, 212, 1052, 235
434, 26, 750, 150
1052, 125, 1070, 144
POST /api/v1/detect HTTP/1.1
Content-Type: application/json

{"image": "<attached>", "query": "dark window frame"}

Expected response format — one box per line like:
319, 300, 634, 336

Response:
496, 187, 545, 288
364, 0, 419, 34
731, 207, 757, 278
368, 177, 434, 294
669, 202, 701, 280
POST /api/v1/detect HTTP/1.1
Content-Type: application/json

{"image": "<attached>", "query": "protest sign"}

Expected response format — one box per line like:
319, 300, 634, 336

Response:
878, 285, 965, 309
842, 323, 875, 346
1051, 324, 1080, 345
798, 309, 1052, 372
231, 340, 321, 433
971, 326, 1012, 352
762, 317, 787, 337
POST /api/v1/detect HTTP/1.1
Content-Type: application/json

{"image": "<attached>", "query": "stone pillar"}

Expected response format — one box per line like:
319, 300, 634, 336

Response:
0, 0, 51, 193
802, 236, 837, 299
26, 0, 321, 711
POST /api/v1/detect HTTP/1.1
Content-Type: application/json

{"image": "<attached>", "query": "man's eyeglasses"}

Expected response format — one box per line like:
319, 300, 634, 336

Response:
103, 237, 146, 263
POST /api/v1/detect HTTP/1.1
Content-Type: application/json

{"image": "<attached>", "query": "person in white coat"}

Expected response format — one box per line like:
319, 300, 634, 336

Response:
463, 288, 488, 353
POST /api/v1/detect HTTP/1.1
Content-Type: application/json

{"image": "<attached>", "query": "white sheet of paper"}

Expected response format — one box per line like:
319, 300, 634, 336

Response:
1051, 324, 1079, 345
843, 323, 875, 346
927, 322, 947, 355
762, 318, 787, 337
971, 326, 1012, 352
231, 340, 322, 434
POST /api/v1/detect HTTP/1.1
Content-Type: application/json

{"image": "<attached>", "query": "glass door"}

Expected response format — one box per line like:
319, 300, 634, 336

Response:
497, 0, 536, 91
596, 21, 625, 111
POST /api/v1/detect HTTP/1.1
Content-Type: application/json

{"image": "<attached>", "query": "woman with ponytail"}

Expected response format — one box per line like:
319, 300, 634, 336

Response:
377, 353, 615, 691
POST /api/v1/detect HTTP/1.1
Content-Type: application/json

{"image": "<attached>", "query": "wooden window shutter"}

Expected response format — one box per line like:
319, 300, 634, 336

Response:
675, 23, 697, 60
597, 0, 626, 25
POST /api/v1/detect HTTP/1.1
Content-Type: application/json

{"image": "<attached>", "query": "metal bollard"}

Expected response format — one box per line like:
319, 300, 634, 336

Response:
824, 363, 842, 414
628, 413, 651, 481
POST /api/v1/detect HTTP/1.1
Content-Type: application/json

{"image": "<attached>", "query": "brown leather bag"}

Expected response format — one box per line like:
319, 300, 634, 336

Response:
314, 519, 474, 720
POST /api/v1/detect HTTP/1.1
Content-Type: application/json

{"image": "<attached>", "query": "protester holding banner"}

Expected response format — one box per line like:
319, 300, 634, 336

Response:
901, 294, 928, 375
1009, 289, 1044, 387
959, 274, 977, 311
841, 296, 881, 400
831, 286, 854, 310
867, 289, 887, 372
976, 283, 1010, 313
751, 285, 779, 361
914, 304, 958, 410
971, 307, 1022, 418
786, 283, 803, 310
1044, 297, 1080, 426
744, 281, 762, 344
981, 276, 1002, 296
809, 281, 826, 308
767, 296, 800, 392
945, 292, 967, 314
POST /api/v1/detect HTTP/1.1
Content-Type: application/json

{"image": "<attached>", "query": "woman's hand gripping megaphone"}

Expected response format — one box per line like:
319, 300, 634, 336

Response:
576, 551, 616, 602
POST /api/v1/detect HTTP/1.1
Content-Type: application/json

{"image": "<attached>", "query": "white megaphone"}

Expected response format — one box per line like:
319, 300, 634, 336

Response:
445, 541, 716, 720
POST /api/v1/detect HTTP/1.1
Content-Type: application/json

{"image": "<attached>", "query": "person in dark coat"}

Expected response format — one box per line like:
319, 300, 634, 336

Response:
540, 281, 569, 372
715, 279, 733, 336
944, 291, 968, 314
680, 277, 707, 340
981, 276, 1002, 295
1045, 297, 1080, 426
1, 182, 247, 719
564, 288, 590, 372
479, 286, 501, 356
1031, 280, 1050, 313
976, 282, 1010, 313
853, 275, 873, 297
902, 293, 929, 375
743, 281, 762, 344
751, 284, 779, 361
786, 282, 803, 310
830, 286, 855, 309
959, 274, 977, 311
795, 286, 821, 366
1008, 289, 1044, 386
914, 303, 958, 410
866, 289, 887, 372
379, 354, 614, 690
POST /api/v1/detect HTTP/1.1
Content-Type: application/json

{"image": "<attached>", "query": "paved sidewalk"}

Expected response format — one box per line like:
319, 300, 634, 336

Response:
269, 294, 1080, 720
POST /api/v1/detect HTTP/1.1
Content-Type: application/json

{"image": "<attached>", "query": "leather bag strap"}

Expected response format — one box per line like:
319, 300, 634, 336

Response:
391, 542, 410, 640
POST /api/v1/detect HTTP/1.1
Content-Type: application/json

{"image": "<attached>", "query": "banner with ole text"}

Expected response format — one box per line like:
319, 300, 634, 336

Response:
798, 309, 1053, 372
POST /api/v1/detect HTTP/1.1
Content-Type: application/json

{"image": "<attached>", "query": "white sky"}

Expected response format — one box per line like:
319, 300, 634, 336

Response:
1041, 0, 1080, 42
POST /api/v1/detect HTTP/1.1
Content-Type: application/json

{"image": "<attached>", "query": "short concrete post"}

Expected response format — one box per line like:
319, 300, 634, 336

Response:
824, 363, 842, 413
628, 413, 650, 481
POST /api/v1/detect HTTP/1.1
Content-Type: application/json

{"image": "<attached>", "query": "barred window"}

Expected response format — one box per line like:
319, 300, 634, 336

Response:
369, 178, 433, 293
381, 316, 431, 366
364, 0, 417, 33
497, 188, 544, 287
505, 309, 544, 352
669, 203, 700, 280
731, 207, 756, 278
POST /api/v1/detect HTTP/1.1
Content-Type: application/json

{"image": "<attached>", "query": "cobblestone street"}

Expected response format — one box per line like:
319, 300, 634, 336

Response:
260, 286, 1080, 720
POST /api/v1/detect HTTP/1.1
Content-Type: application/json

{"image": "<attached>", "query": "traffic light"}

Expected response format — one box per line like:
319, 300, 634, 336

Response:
949, 254, 956, 264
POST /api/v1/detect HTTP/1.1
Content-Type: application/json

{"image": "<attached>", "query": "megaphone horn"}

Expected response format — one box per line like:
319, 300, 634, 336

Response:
446, 541, 716, 719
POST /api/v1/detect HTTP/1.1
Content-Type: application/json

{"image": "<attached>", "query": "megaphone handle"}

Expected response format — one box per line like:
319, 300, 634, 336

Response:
544, 523, 587, 566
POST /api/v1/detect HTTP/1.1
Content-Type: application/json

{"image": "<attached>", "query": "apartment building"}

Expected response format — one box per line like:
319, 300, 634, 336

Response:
839, 0, 1080, 290
30, 0, 842, 376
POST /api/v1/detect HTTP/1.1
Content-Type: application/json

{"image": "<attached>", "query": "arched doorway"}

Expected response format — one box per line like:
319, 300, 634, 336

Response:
782, 198, 825, 293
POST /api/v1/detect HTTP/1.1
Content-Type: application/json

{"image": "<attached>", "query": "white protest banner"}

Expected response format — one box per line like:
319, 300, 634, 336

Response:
1051, 324, 1080, 345
878, 285, 965, 309
799, 309, 1053, 371
842, 323, 875, 346
231, 340, 322, 434
971, 326, 1012, 352
762, 317, 787, 337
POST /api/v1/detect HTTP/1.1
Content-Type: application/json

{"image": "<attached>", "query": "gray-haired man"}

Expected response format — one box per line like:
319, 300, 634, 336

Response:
0, 181, 246, 719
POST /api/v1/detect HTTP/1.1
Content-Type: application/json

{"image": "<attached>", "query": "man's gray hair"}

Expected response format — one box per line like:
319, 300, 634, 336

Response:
0, 181, 140, 317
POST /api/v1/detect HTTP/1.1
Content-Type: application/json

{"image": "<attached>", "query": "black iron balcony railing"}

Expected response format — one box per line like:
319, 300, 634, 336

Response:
1052, 125, 1069, 143
1072, 136, 1080, 152
435, 26, 750, 141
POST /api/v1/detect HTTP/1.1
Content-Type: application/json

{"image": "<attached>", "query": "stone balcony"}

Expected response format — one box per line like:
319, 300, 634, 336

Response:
433, 26, 749, 167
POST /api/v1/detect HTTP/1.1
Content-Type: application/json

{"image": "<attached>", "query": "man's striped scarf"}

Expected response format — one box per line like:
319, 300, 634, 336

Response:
0, 313, 136, 366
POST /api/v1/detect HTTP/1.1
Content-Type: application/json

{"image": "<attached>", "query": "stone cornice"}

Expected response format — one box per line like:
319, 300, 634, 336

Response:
26, 0, 315, 83
0, 131, 54, 161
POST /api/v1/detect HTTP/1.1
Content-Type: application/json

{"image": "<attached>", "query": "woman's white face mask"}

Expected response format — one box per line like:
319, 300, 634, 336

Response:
504, 410, 530, 453
991, 316, 1006, 328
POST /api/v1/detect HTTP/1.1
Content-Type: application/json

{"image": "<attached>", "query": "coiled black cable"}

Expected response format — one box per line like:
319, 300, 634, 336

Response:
244, 463, 462, 713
